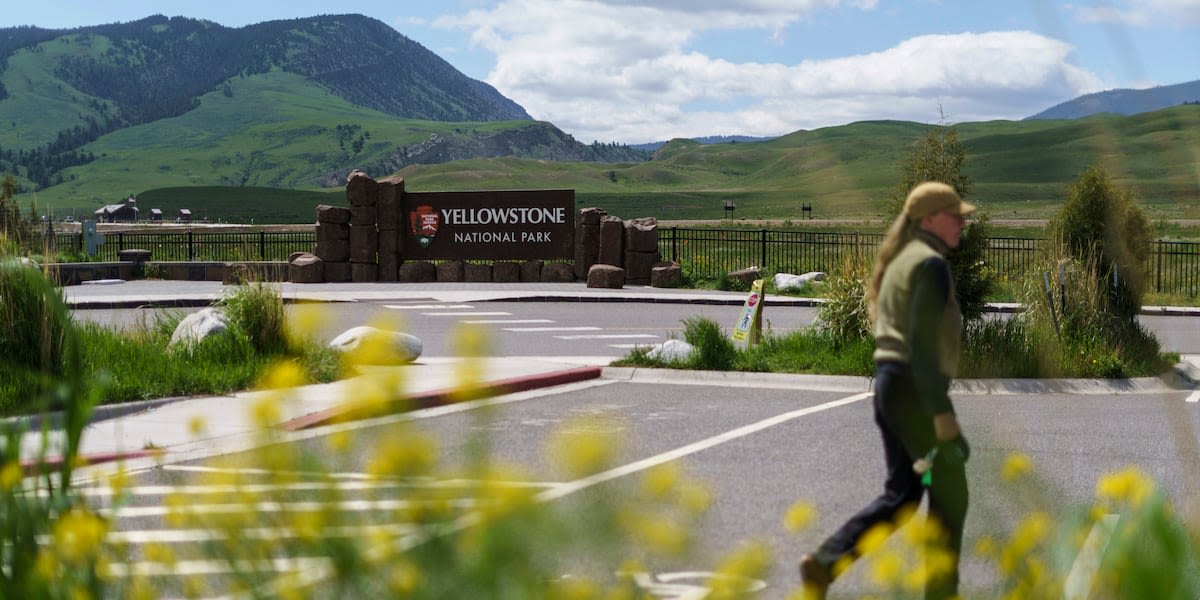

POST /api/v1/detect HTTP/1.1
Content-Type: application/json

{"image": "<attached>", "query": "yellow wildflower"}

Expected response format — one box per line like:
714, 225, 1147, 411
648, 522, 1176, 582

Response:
53, 507, 109, 565
641, 462, 681, 499
1095, 465, 1155, 509
1001, 452, 1033, 482
1, 460, 23, 490
783, 500, 817, 533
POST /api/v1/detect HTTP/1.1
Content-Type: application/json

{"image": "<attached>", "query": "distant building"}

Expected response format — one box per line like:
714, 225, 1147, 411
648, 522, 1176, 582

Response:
94, 196, 139, 223
149, 208, 164, 222
178, 208, 193, 223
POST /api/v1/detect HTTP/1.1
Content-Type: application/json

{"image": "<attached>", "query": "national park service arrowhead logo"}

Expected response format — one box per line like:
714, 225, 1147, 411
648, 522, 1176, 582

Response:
410, 205, 440, 248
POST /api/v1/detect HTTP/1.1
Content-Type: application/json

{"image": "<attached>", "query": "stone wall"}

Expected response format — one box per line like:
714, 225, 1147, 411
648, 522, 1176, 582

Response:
287, 172, 670, 286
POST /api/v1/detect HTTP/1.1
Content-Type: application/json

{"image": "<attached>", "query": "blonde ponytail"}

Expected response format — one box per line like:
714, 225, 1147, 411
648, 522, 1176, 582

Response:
866, 213, 920, 322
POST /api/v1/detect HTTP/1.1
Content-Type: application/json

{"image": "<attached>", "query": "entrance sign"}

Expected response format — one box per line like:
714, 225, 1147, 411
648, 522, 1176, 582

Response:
403, 190, 574, 261
731, 279, 764, 345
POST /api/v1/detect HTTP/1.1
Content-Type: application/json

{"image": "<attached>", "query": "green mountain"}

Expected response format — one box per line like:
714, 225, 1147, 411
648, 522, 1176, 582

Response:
0, 14, 647, 209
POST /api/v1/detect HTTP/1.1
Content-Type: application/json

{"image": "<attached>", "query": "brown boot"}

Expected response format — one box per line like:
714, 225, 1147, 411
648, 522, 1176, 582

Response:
798, 553, 830, 599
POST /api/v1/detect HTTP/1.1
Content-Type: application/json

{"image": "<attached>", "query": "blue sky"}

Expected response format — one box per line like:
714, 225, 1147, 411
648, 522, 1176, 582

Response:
5, 1, 1199, 144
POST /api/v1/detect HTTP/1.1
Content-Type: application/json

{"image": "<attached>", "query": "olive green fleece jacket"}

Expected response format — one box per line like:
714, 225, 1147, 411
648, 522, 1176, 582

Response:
872, 230, 963, 416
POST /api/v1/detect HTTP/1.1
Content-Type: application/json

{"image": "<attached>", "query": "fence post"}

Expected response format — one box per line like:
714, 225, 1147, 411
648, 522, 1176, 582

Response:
760, 229, 767, 269
1156, 240, 1163, 294
260, 231, 267, 260
670, 227, 678, 262
188, 230, 194, 261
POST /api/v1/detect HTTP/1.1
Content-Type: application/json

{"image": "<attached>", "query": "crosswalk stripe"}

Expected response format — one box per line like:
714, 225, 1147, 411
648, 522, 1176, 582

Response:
420, 311, 512, 316
554, 334, 659, 340
462, 319, 555, 324
503, 326, 602, 332
383, 304, 473, 309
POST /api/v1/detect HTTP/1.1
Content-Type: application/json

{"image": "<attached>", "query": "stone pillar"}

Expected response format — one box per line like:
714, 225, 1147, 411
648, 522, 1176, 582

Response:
315, 204, 351, 281
598, 215, 624, 267
346, 170, 379, 282
623, 217, 660, 284
574, 207, 605, 280
377, 175, 404, 281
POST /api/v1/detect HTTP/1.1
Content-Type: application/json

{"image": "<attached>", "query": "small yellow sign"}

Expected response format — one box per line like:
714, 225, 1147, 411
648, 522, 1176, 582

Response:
731, 279, 764, 345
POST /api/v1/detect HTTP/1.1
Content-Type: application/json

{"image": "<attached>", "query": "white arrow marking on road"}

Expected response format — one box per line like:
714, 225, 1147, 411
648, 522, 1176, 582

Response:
1064, 513, 1120, 599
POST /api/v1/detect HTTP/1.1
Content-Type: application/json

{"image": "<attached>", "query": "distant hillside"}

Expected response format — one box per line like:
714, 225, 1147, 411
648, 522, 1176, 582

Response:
631, 135, 774, 153
0, 14, 646, 197
1027, 79, 1200, 120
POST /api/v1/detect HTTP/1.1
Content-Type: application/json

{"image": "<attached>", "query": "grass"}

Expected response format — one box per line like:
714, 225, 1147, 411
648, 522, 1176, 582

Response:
0, 271, 340, 416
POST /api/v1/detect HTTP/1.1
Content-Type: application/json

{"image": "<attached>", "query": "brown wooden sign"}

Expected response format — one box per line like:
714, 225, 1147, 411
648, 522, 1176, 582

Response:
403, 190, 575, 261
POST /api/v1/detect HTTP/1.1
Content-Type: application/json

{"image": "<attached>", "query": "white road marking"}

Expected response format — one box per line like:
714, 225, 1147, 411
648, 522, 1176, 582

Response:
103, 498, 482, 519
384, 304, 473, 310
1064, 514, 1120, 599
503, 326, 603, 332
420, 311, 512, 317
609, 343, 657, 349
107, 523, 419, 544
537, 391, 872, 502
462, 319, 555, 324
1187, 390, 1199, 403
554, 334, 660, 340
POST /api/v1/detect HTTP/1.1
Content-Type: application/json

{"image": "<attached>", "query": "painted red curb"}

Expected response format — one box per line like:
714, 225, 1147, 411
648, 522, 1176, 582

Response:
278, 365, 604, 432
21, 449, 163, 476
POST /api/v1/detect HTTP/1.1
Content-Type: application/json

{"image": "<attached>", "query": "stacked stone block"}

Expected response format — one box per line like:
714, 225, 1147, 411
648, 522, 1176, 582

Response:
376, 175, 404, 282
346, 170, 379, 282
314, 204, 352, 282
574, 207, 606, 279
623, 217, 661, 284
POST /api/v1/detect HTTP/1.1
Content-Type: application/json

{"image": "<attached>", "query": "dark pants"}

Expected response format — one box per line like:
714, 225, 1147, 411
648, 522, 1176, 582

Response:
813, 361, 968, 599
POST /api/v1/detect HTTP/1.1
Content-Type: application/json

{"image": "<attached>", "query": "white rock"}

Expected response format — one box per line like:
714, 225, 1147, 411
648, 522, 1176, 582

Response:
646, 339, 695, 362
328, 326, 423, 364
169, 308, 229, 349
773, 271, 826, 291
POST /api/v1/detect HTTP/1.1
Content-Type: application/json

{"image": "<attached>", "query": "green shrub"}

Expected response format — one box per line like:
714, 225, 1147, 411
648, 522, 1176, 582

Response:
1048, 164, 1152, 323
216, 281, 289, 354
813, 257, 871, 343
681, 316, 737, 371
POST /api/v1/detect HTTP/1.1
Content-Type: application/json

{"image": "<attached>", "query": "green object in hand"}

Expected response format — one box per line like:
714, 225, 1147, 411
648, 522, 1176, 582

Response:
913, 447, 939, 487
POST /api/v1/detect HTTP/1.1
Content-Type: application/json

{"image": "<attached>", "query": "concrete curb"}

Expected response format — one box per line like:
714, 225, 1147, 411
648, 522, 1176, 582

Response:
277, 366, 605, 431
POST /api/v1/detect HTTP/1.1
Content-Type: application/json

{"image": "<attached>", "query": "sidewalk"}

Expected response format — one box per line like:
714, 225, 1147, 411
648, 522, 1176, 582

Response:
16, 280, 1199, 479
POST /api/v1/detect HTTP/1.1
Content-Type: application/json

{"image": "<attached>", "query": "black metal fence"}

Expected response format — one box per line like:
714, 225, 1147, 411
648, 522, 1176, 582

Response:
658, 228, 1200, 297
52, 230, 314, 262
45, 227, 1200, 297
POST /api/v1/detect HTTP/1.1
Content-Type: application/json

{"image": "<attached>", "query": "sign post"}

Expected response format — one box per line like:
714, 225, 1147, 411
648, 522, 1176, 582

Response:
731, 278, 764, 346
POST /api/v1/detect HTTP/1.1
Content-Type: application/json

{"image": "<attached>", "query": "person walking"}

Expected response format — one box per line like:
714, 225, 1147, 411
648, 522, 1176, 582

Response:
798, 181, 975, 600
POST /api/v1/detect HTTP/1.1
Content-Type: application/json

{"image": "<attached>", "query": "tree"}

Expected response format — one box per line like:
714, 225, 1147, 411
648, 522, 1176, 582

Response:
890, 119, 994, 322
1048, 164, 1151, 323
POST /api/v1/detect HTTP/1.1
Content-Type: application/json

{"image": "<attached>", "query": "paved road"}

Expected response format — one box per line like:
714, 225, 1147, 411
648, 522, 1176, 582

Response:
54, 281, 1200, 598
76, 372, 1199, 599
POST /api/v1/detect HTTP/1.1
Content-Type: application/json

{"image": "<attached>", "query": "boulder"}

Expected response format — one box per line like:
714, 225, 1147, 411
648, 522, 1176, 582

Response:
651, 261, 683, 288
624, 250, 661, 284
646, 339, 695, 362
542, 262, 575, 282
328, 326, 422, 364
349, 225, 378, 263
574, 207, 605, 279
169, 308, 229, 350
728, 266, 762, 288
774, 271, 826, 292
316, 222, 349, 241
465, 263, 492, 282
520, 260, 543, 282
587, 264, 625, 289
624, 217, 659, 253
315, 239, 350, 262
493, 262, 520, 283
289, 253, 324, 283
376, 176, 404, 230
436, 260, 465, 282
399, 261, 437, 282
351, 262, 378, 282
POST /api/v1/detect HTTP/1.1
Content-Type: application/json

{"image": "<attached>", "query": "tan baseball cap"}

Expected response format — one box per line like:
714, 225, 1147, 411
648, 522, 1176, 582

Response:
903, 181, 977, 219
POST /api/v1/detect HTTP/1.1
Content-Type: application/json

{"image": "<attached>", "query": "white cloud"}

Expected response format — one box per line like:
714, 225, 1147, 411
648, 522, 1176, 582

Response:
437, 1, 1105, 143
1068, 0, 1200, 26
